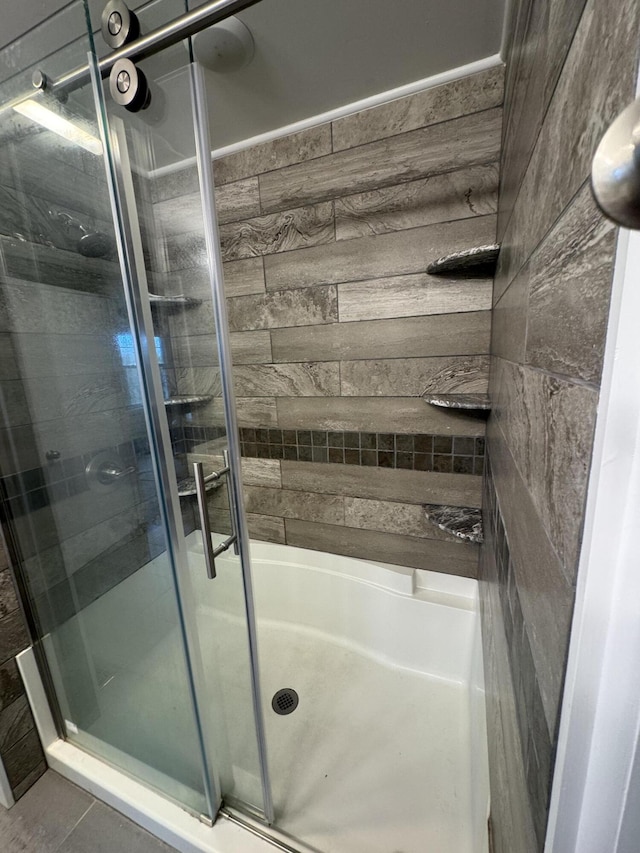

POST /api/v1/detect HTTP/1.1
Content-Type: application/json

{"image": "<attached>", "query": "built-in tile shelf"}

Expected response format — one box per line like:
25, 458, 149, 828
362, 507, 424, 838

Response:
424, 504, 484, 544
423, 393, 491, 412
427, 243, 500, 277
149, 293, 202, 307
177, 475, 221, 498
164, 395, 213, 407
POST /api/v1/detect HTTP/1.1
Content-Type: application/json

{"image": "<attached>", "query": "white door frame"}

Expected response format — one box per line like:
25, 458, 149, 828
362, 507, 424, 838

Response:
545, 69, 640, 853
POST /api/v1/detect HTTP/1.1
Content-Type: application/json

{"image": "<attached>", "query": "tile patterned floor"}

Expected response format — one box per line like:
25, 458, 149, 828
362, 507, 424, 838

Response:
0, 771, 177, 852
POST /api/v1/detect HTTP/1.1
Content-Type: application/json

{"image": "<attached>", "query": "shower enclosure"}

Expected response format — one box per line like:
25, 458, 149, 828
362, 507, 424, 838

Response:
0, 1, 491, 851
0, 0, 271, 825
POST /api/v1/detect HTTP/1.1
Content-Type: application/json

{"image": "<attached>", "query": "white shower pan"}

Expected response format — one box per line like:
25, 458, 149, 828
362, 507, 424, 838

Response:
19, 533, 490, 853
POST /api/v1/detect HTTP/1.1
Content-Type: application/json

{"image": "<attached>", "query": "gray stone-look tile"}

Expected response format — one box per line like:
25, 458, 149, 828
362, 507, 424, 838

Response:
335, 163, 499, 240
264, 215, 497, 291
0, 660, 24, 712
479, 549, 539, 853
3, 728, 44, 791
152, 178, 260, 235
260, 109, 502, 214
222, 256, 266, 297
285, 519, 478, 577
0, 610, 29, 666
272, 311, 491, 362
0, 280, 113, 337
0, 238, 119, 296
227, 285, 338, 331
0, 695, 33, 751
337, 274, 493, 322
229, 330, 272, 365
245, 486, 344, 525
233, 362, 340, 397
344, 497, 462, 542
59, 801, 175, 852
219, 202, 334, 261
235, 397, 278, 428
281, 461, 482, 508
332, 66, 504, 150
275, 396, 486, 436
492, 358, 598, 576
246, 513, 285, 544
491, 262, 529, 363
525, 181, 616, 384
271, 311, 491, 361
0, 569, 18, 619
488, 420, 575, 733
213, 124, 332, 185
424, 505, 484, 543
0, 771, 93, 850
340, 356, 490, 397
499, 0, 640, 291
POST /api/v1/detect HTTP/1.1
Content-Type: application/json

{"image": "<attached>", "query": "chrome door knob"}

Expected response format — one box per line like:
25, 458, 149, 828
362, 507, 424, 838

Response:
592, 96, 640, 230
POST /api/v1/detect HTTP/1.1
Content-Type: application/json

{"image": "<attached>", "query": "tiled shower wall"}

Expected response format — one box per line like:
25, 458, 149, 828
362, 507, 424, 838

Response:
154, 65, 504, 577
482, 0, 640, 850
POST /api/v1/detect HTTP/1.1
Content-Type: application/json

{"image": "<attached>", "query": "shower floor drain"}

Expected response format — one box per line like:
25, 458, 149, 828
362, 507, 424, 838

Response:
272, 688, 299, 715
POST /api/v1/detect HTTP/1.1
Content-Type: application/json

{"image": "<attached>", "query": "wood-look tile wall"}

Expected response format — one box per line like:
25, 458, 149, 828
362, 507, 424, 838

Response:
0, 535, 46, 800
484, 1, 640, 850
154, 66, 504, 578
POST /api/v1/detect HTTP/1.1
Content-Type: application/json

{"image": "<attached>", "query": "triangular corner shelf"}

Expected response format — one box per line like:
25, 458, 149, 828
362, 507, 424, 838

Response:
423, 393, 491, 412
424, 504, 484, 544
427, 244, 500, 277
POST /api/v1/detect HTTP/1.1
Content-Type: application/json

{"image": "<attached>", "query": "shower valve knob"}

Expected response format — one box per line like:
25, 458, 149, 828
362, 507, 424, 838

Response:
101, 0, 140, 49
109, 58, 151, 113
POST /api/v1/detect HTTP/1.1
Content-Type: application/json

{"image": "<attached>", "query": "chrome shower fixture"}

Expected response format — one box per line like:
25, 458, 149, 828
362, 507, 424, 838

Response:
101, 0, 141, 50
54, 211, 114, 257
192, 16, 255, 73
592, 95, 640, 230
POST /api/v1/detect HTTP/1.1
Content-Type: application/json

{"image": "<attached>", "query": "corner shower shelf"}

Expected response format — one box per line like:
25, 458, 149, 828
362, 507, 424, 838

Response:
427, 243, 500, 277
423, 393, 491, 412
164, 395, 213, 407
177, 476, 222, 498
149, 293, 202, 307
424, 504, 484, 544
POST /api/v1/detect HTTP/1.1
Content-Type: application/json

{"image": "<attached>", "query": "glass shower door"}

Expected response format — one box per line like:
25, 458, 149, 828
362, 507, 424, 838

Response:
0, 1, 215, 819
87, 1, 271, 822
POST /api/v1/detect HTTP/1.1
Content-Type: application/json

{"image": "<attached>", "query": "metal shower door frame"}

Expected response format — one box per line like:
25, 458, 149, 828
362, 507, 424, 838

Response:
87, 51, 222, 820
189, 59, 274, 825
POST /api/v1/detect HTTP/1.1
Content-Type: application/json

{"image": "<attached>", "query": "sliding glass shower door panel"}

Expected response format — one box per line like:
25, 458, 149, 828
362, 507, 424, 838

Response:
0, 1, 213, 818
88, 13, 271, 819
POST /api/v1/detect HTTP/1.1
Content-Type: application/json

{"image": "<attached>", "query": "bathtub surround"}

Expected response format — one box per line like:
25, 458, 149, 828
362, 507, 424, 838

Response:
482, 0, 640, 850
154, 65, 504, 579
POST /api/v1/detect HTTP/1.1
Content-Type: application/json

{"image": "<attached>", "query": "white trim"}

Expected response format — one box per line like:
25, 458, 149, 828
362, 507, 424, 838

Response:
0, 753, 14, 809
150, 53, 503, 179
545, 65, 640, 853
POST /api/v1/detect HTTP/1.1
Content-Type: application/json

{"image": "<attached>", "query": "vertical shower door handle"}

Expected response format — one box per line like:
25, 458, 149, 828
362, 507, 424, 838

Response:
193, 460, 238, 580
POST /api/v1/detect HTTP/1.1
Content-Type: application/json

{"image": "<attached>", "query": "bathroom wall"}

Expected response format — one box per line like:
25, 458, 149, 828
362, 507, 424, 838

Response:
154, 65, 504, 577
482, 0, 640, 850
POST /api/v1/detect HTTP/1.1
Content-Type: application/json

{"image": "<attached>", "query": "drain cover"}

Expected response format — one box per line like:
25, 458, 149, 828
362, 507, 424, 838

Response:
272, 688, 299, 715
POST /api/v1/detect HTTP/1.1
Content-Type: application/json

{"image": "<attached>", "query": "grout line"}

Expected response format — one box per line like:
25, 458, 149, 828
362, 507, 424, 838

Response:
53, 800, 96, 852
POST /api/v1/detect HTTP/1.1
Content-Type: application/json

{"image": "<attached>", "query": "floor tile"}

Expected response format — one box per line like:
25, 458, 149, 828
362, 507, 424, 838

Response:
58, 801, 176, 852
0, 771, 93, 852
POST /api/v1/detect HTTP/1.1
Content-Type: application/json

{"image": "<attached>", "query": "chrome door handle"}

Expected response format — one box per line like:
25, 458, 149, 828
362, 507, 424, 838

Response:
193, 459, 238, 580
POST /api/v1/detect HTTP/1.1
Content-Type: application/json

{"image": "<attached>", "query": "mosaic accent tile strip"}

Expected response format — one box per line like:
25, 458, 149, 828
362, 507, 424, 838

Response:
238, 428, 485, 475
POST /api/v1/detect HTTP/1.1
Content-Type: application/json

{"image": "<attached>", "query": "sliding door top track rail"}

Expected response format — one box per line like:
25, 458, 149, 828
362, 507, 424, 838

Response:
5, 0, 262, 110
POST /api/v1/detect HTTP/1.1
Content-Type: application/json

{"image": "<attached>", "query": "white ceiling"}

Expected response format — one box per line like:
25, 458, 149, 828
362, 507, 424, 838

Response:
1, 0, 506, 168
135, 0, 506, 168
